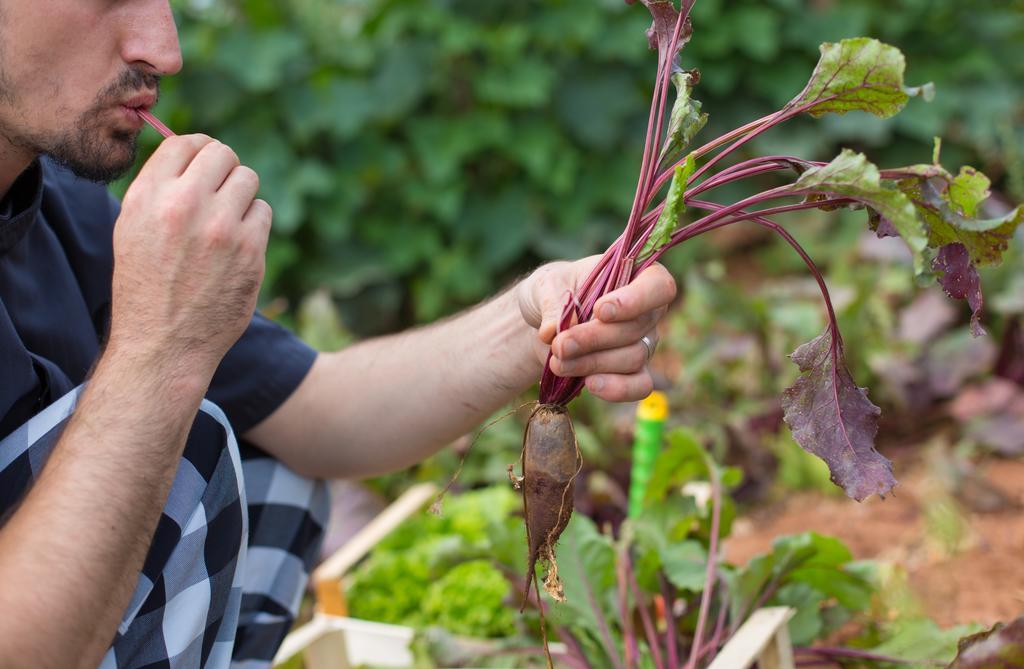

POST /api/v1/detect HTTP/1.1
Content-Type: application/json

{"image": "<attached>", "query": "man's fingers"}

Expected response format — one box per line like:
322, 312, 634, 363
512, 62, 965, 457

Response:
593, 263, 677, 323
585, 369, 655, 403
538, 292, 582, 345
181, 140, 241, 192
140, 134, 215, 180
220, 166, 262, 217
549, 339, 650, 378
242, 198, 273, 228
551, 306, 664, 359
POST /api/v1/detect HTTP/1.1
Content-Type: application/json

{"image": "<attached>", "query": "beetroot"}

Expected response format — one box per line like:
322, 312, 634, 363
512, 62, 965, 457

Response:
519, 404, 582, 605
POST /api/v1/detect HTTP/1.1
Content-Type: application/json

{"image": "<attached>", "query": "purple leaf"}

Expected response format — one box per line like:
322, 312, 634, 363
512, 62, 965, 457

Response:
947, 616, 1024, 668
781, 328, 896, 501
640, 1, 692, 58
868, 210, 900, 238
933, 242, 987, 337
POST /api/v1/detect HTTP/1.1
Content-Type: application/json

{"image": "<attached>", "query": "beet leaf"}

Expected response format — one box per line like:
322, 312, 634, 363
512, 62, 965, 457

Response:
639, 0, 691, 57
933, 243, 986, 337
791, 37, 933, 119
883, 161, 1023, 332
785, 149, 928, 272
657, 71, 707, 170
780, 328, 895, 501
947, 616, 1024, 668
639, 155, 694, 260
535, 2, 1020, 504
897, 168, 1024, 266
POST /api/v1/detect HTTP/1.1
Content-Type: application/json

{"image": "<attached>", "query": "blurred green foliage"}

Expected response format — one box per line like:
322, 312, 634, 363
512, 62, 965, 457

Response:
116, 0, 1023, 335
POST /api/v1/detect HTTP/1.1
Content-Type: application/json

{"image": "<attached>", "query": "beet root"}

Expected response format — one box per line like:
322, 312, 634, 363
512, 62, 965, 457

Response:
519, 403, 582, 605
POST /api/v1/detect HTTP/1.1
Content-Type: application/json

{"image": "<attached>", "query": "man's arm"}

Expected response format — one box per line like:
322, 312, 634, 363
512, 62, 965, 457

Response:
0, 135, 269, 669
0, 351, 210, 668
244, 258, 676, 479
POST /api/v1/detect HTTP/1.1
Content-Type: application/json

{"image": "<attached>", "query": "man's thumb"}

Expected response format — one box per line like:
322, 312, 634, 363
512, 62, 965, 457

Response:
538, 291, 575, 345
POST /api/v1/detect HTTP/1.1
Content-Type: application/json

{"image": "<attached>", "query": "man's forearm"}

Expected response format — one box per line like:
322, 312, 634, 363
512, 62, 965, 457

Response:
0, 349, 209, 669
248, 285, 543, 479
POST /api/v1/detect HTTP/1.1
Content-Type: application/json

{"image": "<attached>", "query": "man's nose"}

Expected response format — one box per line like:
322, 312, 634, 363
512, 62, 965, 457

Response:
120, 1, 183, 78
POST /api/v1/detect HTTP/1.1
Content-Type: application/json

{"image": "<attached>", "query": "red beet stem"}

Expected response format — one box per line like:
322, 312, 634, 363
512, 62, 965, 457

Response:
137, 108, 175, 138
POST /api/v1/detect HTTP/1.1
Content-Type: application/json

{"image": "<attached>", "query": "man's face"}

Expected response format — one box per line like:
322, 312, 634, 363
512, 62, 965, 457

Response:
0, 0, 182, 183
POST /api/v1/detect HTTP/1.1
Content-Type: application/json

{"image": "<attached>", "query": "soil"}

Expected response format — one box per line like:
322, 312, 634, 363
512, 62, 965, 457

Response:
724, 456, 1024, 627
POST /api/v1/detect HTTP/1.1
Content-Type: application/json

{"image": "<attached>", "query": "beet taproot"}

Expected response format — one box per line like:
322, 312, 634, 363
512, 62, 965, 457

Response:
518, 403, 582, 605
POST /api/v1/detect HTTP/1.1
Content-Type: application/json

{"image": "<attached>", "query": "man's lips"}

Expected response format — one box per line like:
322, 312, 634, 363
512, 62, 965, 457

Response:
120, 92, 158, 112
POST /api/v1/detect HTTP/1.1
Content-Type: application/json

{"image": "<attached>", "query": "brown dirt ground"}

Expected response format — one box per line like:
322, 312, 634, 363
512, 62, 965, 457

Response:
724, 458, 1024, 627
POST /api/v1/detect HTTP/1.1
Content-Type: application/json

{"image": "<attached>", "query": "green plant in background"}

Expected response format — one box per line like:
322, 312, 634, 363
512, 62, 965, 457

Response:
422, 560, 517, 638
117, 0, 1022, 336
421, 428, 952, 668
346, 486, 524, 635
771, 430, 839, 496
567, 429, 998, 669
342, 425, 991, 667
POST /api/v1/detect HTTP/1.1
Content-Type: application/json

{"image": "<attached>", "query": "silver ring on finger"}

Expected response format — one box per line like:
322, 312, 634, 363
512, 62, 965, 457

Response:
639, 334, 656, 362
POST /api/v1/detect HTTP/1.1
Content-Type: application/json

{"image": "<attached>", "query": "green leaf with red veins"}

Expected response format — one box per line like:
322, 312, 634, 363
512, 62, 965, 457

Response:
947, 616, 1024, 668
657, 70, 708, 169
638, 154, 695, 261
878, 162, 1020, 334
792, 37, 932, 119
880, 163, 953, 182
787, 149, 928, 273
898, 173, 1024, 267
933, 243, 986, 337
781, 328, 896, 502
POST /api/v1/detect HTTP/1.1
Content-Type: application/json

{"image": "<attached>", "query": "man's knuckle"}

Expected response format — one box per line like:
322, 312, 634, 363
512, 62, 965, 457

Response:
204, 218, 234, 246
634, 374, 654, 399
173, 133, 212, 156
253, 199, 273, 226
162, 134, 189, 151
661, 272, 678, 300
235, 165, 259, 189
160, 198, 191, 226
241, 234, 267, 259
175, 179, 202, 201
568, 326, 589, 350
217, 143, 241, 165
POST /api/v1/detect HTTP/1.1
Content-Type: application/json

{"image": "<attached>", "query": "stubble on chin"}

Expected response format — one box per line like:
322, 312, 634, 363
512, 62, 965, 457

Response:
43, 112, 140, 184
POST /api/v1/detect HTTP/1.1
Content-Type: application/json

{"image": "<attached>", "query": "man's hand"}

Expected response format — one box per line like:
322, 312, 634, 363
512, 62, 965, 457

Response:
517, 256, 677, 402
110, 134, 271, 378
0, 136, 273, 669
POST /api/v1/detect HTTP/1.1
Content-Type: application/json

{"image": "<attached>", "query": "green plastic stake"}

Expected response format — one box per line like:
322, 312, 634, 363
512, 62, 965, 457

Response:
628, 391, 668, 518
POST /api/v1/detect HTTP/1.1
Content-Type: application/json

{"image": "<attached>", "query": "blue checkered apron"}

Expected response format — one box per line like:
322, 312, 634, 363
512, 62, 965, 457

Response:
0, 386, 329, 668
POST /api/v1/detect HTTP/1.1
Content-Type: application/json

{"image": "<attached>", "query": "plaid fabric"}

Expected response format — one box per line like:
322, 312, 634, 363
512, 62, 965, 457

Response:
0, 386, 329, 669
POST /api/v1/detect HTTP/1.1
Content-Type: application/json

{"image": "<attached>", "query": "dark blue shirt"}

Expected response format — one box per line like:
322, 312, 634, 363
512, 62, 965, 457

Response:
0, 158, 317, 441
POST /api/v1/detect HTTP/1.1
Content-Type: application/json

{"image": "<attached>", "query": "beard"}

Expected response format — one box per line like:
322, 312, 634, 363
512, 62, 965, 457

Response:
3, 67, 160, 184
41, 114, 141, 184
